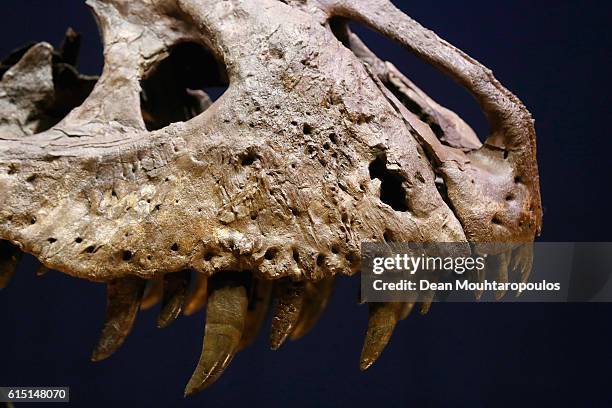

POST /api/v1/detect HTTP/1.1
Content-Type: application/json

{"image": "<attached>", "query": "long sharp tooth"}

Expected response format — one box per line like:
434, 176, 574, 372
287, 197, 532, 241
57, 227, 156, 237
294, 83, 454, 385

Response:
473, 268, 485, 300
269, 280, 305, 350
0, 241, 21, 290
91, 276, 146, 362
184, 273, 208, 316
493, 251, 511, 300
238, 279, 273, 350
360, 302, 402, 371
184, 283, 248, 396
140, 275, 163, 310
157, 270, 191, 328
289, 277, 334, 341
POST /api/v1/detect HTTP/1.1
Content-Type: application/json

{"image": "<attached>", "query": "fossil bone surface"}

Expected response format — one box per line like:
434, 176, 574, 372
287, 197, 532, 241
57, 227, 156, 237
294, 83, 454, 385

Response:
0, 0, 541, 395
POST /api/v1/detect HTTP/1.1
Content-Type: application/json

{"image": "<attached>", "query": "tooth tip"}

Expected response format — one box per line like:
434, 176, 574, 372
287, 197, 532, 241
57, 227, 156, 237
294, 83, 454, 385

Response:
90, 350, 106, 362
269, 337, 285, 350
359, 357, 374, 371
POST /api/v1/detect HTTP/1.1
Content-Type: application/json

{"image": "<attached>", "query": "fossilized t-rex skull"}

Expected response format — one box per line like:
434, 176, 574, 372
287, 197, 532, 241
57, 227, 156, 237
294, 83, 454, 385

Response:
0, 0, 541, 395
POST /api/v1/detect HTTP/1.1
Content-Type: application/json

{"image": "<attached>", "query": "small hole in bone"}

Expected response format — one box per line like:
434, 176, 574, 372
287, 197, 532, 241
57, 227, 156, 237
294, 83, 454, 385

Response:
264, 248, 277, 260
331, 245, 340, 254
26, 174, 37, 182
122, 250, 133, 261
251, 213, 258, 220
75, 237, 83, 243
505, 193, 515, 201
369, 154, 409, 212
316, 254, 325, 267
204, 252, 214, 261
85, 245, 95, 254
383, 229, 393, 242
47, 238, 57, 244
514, 176, 523, 184
170, 243, 179, 252
303, 124, 313, 135
240, 151, 258, 166
30, 217, 37, 224
503, 150, 509, 159
292, 249, 300, 264
492, 216, 502, 225
329, 133, 338, 144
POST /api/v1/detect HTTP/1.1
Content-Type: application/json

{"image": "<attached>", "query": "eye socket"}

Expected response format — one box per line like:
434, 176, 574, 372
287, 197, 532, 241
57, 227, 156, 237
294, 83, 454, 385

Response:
140, 41, 229, 131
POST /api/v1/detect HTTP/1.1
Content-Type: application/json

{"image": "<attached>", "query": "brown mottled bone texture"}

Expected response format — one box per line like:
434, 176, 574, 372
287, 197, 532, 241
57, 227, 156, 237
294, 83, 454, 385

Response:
0, 0, 541, 391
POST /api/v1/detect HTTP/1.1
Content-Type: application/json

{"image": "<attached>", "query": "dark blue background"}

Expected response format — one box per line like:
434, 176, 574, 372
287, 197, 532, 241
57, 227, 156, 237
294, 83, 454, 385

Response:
1, 1, 611, 407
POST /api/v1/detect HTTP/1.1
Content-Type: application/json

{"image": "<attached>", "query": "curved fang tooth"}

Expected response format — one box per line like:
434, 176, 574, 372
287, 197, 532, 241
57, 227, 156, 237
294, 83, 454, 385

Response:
184, 284, 248, 396
157, 270, 191, 328
269, 280, 305, 350
238, 279, 273, 350
289, 278, 334, 340
184, 273, 208, 316
141, 275, 164, 310
91, 276, 146, 362
360, 302, 402, 371
0, 241, 21, 290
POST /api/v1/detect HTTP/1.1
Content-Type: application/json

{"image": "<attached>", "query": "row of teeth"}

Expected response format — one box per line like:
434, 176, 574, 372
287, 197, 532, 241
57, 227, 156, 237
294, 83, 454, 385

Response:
0, 240, 533, 396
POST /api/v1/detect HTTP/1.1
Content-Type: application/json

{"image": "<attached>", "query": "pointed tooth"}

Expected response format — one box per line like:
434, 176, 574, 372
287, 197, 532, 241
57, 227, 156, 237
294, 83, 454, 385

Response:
360, 302, 402, 371
184, 273, 208, 316
289, 277, 334, 340
518, 244, 534, 284
35, 264, 49, 277
140, 275, 163, 310
157, 270, 191, 328
238, 279, 273, 350
91, 276, 146, 362
184, 283, 248, 396
419, 290, 435, 315
473, 268, 485, 300
0, 241, 21, 290
516, 245, 534, 296
269, 280, 306, 350
493, 251, 511, 300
